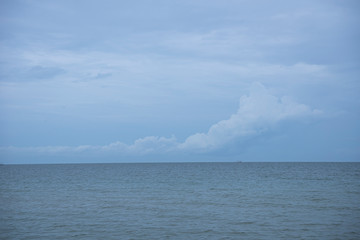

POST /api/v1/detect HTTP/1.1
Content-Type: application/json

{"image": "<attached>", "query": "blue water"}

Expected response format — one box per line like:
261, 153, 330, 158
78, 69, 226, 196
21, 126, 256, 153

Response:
1, 162, 359, 239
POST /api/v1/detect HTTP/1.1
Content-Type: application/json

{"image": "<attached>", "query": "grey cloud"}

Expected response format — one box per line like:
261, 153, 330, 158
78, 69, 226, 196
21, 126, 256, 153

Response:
27, 66, 66, 80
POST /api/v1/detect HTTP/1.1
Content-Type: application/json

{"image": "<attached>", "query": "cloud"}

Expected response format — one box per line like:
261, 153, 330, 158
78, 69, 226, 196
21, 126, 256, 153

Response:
178, 83, 319, 151
98, 136, 178, 154
160, 28, 301, 57
94, 72, 112, 79
27, 65, 65, 79
0, 83, 320, 158
127, 136, 178, 153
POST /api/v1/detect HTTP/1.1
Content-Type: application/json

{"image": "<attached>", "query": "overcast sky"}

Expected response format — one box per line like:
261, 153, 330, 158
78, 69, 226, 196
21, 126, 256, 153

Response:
0, 0, 359, 163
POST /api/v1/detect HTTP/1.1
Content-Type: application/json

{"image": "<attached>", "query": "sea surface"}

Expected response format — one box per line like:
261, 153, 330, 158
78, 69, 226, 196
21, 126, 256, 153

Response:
0, 162, 359, 240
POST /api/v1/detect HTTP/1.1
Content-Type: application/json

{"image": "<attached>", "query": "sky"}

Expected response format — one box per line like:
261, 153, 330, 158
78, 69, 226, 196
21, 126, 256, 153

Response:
0, 0, 359, 163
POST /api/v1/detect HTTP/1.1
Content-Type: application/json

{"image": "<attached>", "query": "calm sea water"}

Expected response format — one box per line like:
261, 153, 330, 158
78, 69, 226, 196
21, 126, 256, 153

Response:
0, 162, 359, 240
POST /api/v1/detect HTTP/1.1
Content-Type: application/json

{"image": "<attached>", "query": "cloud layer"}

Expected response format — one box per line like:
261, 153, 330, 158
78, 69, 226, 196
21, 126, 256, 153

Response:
1, 83, 319, 157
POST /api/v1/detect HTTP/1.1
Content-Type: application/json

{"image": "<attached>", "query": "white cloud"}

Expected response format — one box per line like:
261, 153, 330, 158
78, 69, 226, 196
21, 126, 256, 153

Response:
160, 28, 302, 57
178, 83, 319, 151
1, 83, 320, 156
127, 136, 178, 154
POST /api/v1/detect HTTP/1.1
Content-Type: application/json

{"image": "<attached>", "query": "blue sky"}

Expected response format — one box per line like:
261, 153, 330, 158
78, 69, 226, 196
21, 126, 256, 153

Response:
0, 0, 359, 163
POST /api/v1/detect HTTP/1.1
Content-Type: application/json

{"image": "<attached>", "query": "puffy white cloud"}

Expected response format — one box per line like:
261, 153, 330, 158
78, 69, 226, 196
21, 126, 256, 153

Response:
126, 136, 178, 154
178, 83, 320, 151
0, 83, 320, 158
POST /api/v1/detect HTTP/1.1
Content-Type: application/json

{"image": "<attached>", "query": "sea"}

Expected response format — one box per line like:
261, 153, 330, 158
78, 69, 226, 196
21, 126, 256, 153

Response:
0, 162, 359, 240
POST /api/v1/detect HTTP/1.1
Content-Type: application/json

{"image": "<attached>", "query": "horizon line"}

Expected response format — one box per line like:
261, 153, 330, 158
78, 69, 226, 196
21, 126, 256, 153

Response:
1, 161, 359, 166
